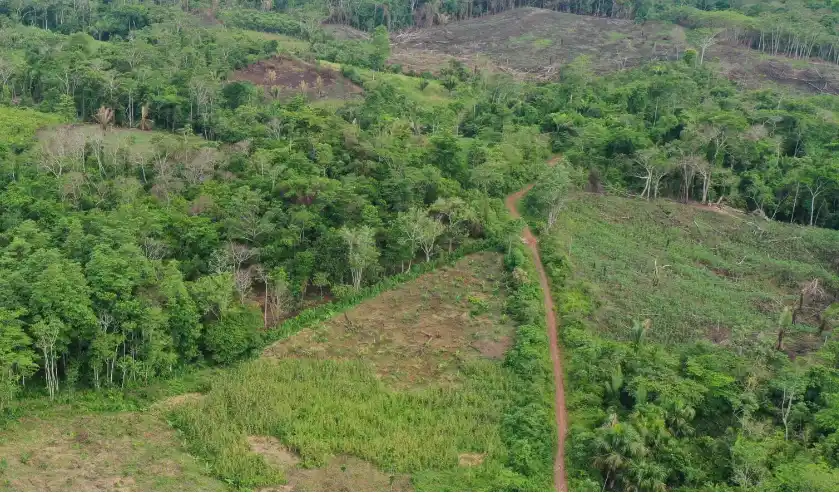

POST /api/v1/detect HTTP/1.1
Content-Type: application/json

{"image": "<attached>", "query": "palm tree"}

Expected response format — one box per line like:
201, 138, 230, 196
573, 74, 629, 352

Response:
592, 414, 648, 490
627, 459, 667, 491
664, 400, 696, 437
604, 366, 624, 406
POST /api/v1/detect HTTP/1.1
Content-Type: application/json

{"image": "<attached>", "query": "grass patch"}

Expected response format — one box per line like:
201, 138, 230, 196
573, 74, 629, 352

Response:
170, 251, 554, 490
240, 29, 310, 53
35, 124, 208, 155
0, 106, 64, 154
320, 61, 453, 107
0, 410, 224, 491
544, 193, 839, 349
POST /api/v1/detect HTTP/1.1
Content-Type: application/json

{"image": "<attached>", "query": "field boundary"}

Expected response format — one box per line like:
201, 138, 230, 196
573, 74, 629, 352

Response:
263, 239, 494, 345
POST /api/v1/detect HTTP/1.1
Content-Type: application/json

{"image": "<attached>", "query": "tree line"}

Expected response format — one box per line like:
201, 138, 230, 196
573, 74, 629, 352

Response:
0, 6, 552, 404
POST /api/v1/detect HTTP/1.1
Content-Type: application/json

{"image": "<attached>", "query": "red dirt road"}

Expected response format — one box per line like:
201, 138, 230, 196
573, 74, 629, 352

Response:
504, 183, 569, 492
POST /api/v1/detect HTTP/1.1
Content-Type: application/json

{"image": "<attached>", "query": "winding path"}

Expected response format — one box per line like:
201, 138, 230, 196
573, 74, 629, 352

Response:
504, 182, 568, 492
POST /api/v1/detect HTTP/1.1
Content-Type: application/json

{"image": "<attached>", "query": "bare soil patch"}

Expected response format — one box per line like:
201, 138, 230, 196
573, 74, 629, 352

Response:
263, 252, 515, 388
284, 455, 412, 491
150, 392, 204, 411
322, 23, 370, 40
471, 335, 511, 359
230, 56, 363, 100
457, 452, 486, 467
248, 436, 300, 470
391, 8, 681, 77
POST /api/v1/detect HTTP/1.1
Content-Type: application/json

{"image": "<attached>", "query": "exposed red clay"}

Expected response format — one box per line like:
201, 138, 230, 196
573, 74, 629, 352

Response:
504, 161, 568, 492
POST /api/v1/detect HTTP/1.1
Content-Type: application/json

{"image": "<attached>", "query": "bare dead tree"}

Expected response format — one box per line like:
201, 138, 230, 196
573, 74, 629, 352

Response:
183, 147, 221, 185
39, 126, 86, 178
233, 267, 253, 304
138, 105, 153, 131
94, 106, 114, 132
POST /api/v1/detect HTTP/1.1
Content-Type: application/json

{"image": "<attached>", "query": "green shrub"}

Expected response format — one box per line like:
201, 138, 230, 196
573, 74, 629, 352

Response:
202, 305, 263, 365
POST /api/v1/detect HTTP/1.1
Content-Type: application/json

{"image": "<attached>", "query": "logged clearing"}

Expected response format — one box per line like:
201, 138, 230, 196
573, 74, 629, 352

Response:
0, 411, 224, 491
230, 56, 363, 100
546, 193, 839, 354
168, 253, 532, 491
322, 23, 370, 40
392, 7, 839, 94
264, 252, 514, 388
391, 8, 683, 76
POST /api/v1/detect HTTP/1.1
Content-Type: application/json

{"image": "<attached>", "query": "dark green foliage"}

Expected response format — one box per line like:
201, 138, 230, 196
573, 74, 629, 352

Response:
202, 305, 263, 365
499, 243, 556, 489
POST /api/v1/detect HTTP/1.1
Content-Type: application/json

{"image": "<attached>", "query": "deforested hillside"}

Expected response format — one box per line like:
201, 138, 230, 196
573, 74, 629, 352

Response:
390, 8, 839, 94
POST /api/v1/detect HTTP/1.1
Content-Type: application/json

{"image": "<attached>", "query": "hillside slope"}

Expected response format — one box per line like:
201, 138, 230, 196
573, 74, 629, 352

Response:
391, 8, 839, 94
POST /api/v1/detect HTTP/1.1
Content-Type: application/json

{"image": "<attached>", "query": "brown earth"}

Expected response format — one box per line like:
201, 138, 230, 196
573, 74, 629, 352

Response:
284, 455, 412, 491
248, 436, 301, 470
391, 7, 839, 95
457, 452, 486, 467
504, 157, 568, 492
230, 56, 363, 100
251, 436, 412, 492
391, 8, 683, 78
263, 252, 515, 389
0, 412, 224, 491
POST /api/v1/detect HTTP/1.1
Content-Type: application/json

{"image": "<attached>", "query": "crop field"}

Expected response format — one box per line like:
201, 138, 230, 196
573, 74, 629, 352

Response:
167, 252, 544, 491
542, 193, 839, 354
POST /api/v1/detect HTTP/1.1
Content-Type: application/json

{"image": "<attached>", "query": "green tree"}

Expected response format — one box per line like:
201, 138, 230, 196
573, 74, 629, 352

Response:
0, 308, 37, 408
339, 225, 379, 290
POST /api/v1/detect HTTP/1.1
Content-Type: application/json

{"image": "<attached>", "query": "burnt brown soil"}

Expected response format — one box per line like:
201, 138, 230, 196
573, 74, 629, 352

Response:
392, 7, 839, 95
504, 163, 568, 492
230, 56, 363, 99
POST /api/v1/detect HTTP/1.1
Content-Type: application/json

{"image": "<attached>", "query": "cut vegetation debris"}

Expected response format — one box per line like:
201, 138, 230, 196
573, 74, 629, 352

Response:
230, 56, 363, 100
0, 412, 224, 491
391, 8, 685, 77
391, 7, 839, 94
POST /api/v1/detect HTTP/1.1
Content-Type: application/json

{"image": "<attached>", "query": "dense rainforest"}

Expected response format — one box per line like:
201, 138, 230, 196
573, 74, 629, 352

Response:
2, 0, 839, 490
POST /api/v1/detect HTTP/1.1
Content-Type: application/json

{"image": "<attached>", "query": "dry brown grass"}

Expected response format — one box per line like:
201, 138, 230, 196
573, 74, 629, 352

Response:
263, 252, 514, 389
0, 412, 224, 491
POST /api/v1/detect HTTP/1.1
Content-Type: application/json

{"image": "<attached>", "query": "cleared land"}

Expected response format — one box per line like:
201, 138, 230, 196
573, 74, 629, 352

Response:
169, 253, 531, 491
230, 56, 364, 101
0, 410, 224, 491
264, 252, 514, 388
391, 8, 684, 76
543, 193, 839, 354
391, 7, 839, 94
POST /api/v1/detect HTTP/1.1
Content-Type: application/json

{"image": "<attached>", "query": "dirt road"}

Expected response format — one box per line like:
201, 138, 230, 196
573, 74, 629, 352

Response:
504, 183, 569, 492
